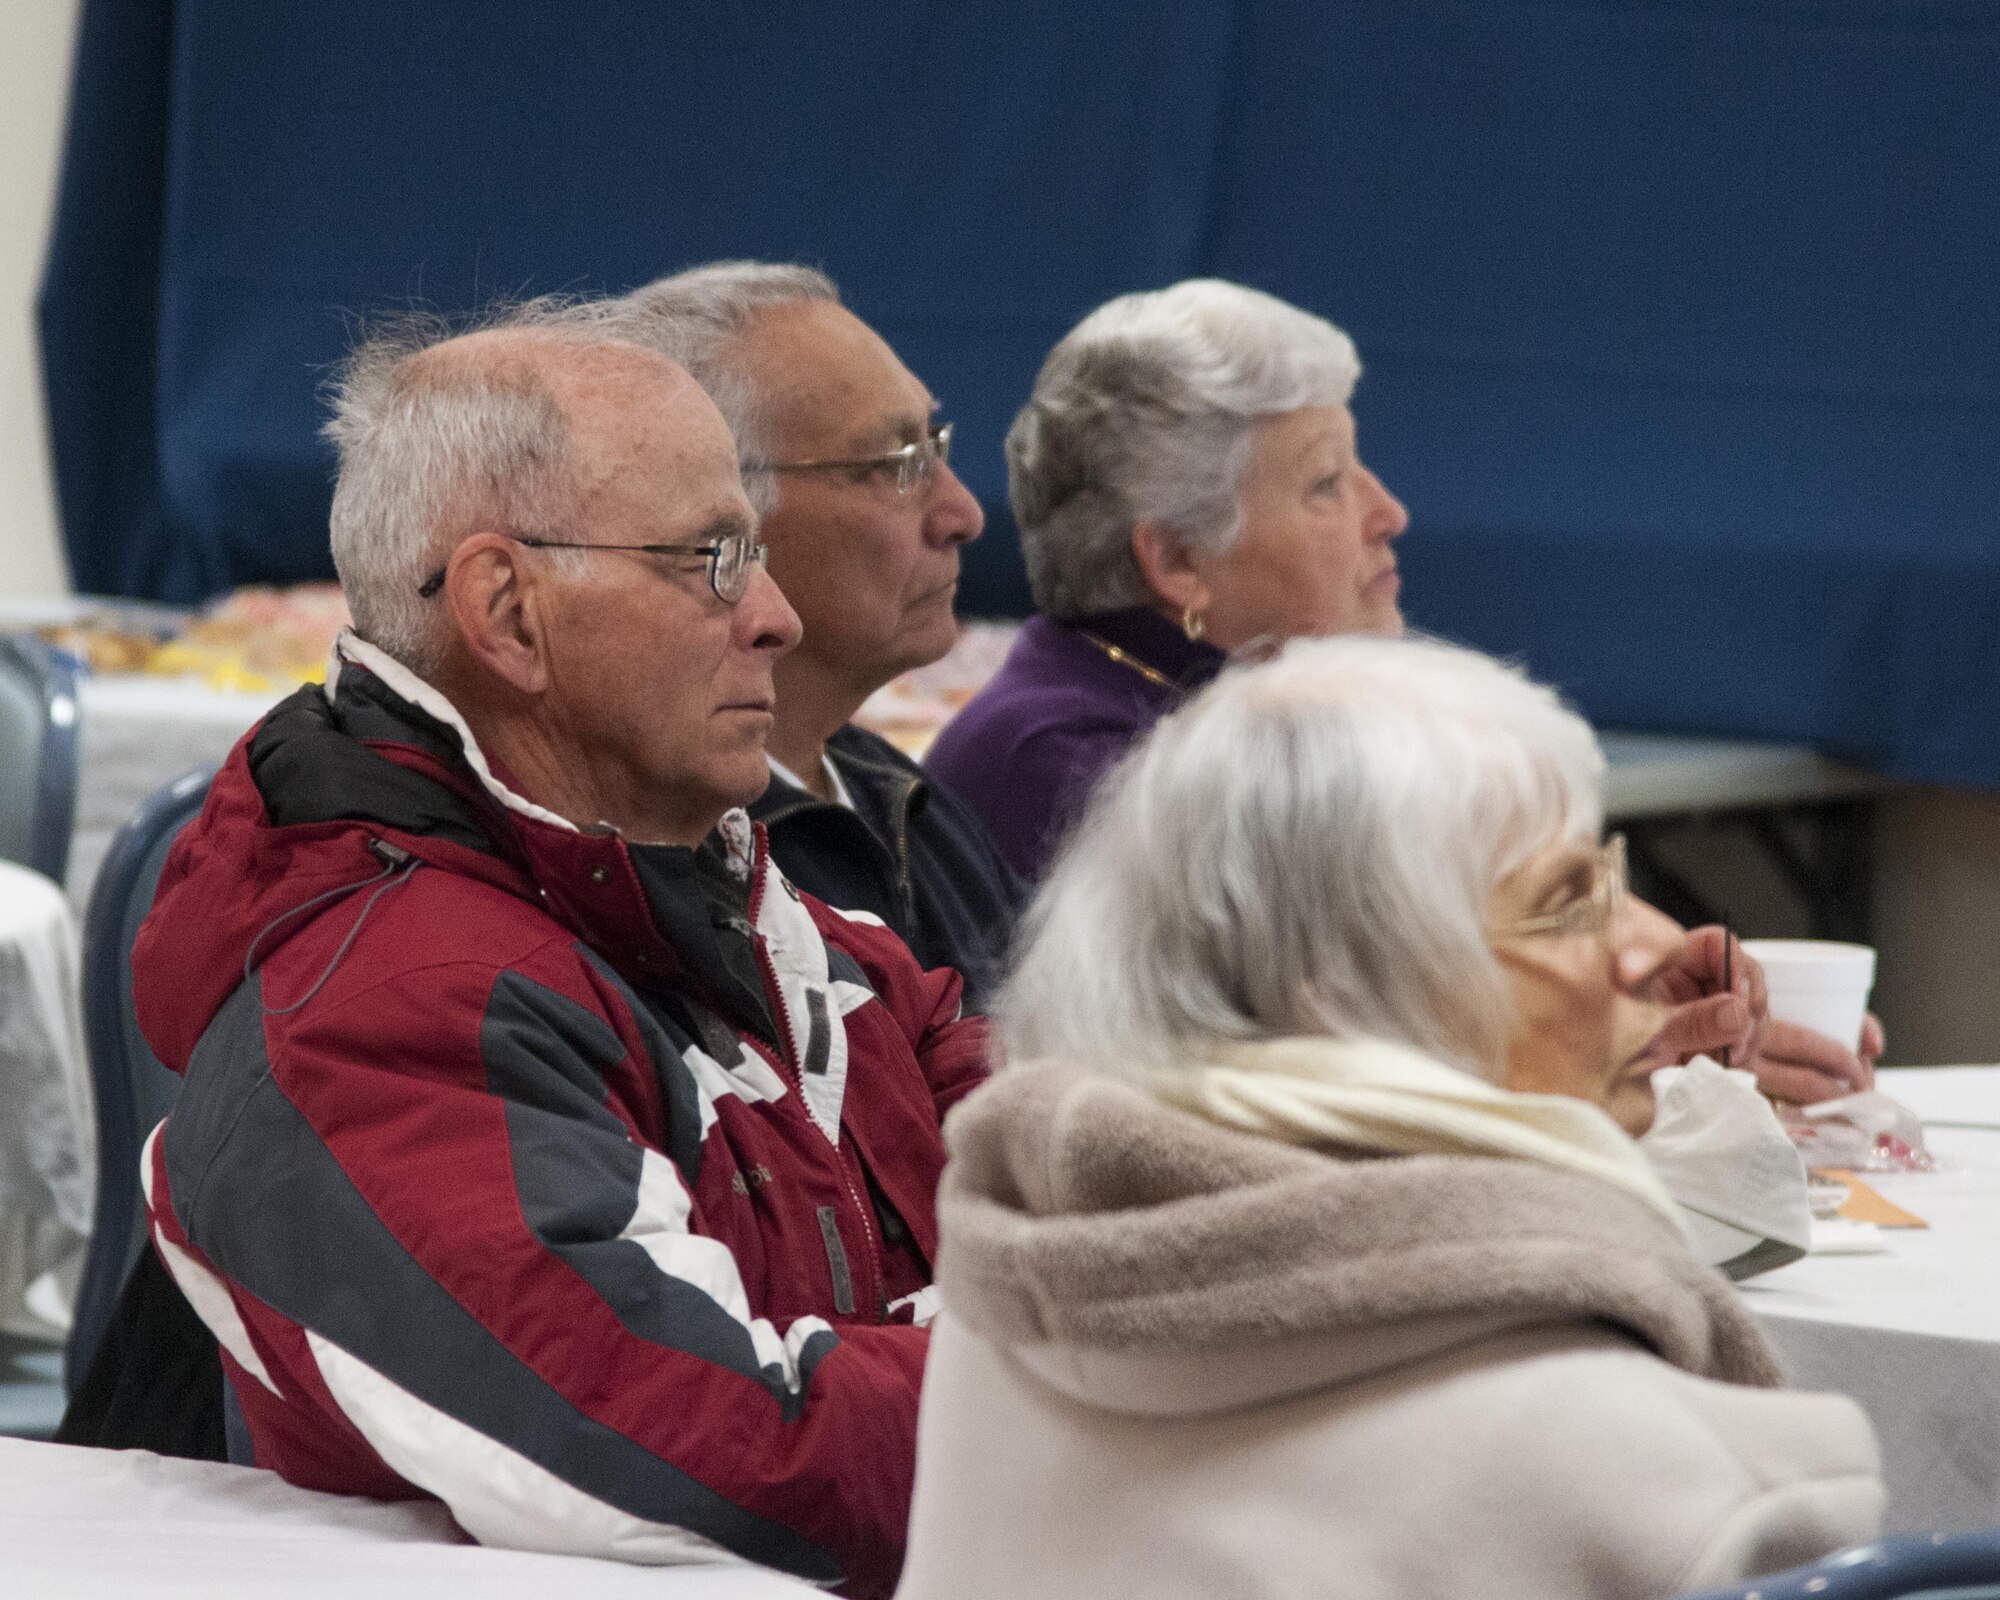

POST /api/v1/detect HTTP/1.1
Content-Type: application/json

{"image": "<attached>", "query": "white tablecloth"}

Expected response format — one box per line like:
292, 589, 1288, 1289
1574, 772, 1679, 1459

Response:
0, 861, 92, 1340
66, 675, 286, 914
0, 1438, 816, 1598
1745, 1068, 2000, 1534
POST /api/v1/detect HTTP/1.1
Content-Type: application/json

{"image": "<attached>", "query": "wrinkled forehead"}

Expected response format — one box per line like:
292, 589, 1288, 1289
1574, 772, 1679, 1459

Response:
736, 300, 934, 453
563, 351, 750, 519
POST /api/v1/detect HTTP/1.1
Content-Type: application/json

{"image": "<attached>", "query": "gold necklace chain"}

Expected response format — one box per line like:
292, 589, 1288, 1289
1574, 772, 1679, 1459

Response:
1075, 629, 1178, 691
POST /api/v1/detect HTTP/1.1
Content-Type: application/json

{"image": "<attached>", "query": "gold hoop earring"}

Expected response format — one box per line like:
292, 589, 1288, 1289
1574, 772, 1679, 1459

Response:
1180, 606, 1206, 643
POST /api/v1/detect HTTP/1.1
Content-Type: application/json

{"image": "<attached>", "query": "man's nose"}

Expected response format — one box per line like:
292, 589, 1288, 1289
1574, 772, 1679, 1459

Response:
925, 462, 985, 547
737, 562, 803, 653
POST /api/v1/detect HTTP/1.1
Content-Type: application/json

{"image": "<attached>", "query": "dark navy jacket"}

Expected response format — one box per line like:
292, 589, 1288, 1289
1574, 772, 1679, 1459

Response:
754, 724, 1027, 1014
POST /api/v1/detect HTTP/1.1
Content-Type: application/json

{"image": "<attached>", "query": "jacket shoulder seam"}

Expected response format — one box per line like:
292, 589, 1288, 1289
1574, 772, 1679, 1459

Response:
181, 938, 622, 1220
280, 934, 607, 1033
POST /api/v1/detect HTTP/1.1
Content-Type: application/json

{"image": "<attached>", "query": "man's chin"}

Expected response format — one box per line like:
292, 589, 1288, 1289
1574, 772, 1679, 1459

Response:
880, 619, 960, 682
708, 749, 778, 813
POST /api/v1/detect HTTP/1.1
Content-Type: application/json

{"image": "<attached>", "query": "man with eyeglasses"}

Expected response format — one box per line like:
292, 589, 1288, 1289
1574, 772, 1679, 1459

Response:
584, 264, 1026, 1011
123, 318, 989, 1598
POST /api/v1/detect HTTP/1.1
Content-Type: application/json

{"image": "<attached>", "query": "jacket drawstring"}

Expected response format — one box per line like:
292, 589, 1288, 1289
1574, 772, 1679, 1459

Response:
247, 839, 423, 1017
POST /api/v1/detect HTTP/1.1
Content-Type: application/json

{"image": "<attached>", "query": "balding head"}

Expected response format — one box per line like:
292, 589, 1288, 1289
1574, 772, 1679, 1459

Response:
325, 314, 697, 676
326, 307, 802, 846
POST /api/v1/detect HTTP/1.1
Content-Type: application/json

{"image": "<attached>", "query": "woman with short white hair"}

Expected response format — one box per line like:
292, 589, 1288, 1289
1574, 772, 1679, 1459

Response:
927, 277, 1879, 1104
900, 635, 1882, 1600
927, 278, 1407, 880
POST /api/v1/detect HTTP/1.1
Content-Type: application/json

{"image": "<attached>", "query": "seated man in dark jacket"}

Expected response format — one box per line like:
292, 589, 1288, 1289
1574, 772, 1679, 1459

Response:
584, 265, 1026, 1009
133, 320, 988, 1599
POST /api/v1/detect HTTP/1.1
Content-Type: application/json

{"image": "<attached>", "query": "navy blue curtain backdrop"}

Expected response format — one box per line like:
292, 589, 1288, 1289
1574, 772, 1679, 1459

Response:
38, 1, 2000, 784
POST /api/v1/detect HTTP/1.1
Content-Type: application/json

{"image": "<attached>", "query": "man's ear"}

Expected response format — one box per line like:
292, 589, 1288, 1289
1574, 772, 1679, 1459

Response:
1130, 520, 1210, 617
441, 534, 550, 695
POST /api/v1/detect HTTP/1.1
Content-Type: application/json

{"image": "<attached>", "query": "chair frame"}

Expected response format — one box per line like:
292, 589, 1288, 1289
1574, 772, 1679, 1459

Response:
1681, 1530, 2000, 1599
0, 635, 81, 885
65, 767, 215, 1395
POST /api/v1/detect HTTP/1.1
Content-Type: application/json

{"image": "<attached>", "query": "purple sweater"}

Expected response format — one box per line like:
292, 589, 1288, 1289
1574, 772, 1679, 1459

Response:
924, 608, 1224, 880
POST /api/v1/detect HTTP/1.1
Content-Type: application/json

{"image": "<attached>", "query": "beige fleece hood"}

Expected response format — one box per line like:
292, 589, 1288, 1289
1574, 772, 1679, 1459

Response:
935, 1059, 1782, 1418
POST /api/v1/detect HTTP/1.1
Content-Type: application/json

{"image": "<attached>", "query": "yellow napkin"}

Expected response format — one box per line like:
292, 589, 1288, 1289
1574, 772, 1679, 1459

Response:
1812, 1169, 1929, 1229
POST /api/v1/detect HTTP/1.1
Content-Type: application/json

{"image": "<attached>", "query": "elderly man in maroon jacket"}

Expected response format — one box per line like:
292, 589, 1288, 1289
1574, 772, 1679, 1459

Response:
135, 318, 987, 1598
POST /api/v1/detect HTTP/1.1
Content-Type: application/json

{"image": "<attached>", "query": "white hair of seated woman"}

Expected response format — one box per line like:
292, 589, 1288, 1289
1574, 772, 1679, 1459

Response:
999, 631, 1603, 1079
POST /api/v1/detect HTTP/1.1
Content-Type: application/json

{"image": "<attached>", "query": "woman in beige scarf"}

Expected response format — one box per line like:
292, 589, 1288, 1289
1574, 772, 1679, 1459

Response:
900, 635, 1881, 1600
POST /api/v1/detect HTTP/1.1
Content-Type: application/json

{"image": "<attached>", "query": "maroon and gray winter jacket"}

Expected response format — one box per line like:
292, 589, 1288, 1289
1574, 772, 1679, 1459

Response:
136, 635, 990, 1599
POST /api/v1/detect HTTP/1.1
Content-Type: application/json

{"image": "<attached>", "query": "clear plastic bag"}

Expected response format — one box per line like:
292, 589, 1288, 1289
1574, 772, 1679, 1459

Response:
1779, 1090, 1938, 1173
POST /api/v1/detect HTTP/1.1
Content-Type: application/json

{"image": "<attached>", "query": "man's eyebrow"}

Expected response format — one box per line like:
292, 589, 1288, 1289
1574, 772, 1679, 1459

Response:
863, 396, 940, 449
671, 510, 752, 548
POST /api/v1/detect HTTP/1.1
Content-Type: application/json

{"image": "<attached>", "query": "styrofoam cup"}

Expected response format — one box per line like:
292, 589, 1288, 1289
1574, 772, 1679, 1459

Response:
1740, 939, 1876, 1052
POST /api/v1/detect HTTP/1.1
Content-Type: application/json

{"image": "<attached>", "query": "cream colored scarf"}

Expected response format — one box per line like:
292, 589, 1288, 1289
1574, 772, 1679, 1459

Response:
1157, 1034, 1686, 1236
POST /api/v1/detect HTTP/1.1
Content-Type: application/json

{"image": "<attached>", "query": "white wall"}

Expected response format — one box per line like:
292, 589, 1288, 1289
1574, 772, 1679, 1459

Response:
0, 0, 84, 599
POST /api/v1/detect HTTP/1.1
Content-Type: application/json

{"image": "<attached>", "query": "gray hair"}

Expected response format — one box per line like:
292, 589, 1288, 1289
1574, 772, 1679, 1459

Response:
1008, 279, 1362, 618
323, 299, 640, 676
998, 634, 1605, 1083
582, 261, 840, 515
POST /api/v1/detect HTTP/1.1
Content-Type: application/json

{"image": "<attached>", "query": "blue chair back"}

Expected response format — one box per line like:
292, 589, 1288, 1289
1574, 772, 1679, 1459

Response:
0, 636, 80, 884
65, 767, 214, 1395
1680, 1530, 2000, 1599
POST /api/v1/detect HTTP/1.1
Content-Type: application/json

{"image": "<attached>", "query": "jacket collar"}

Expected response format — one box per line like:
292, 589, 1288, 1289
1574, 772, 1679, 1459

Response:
326, 633, 585, 835
301, 633, 775, 1035
1067, 606, 1228, 693
752, 723, 927, 834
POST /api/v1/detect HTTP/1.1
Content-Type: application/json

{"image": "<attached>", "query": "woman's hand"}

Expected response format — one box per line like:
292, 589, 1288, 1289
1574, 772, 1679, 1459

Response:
1750, 1014, 1883, 1105
1640, 926, 1881, 1103
1641, 925, 1763, 1065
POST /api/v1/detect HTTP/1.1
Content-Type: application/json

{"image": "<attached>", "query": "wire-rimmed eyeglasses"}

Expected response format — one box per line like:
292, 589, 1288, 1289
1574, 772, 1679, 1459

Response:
415, 531, 768, 605
743, 420, 953, 496
1491, 834, 1628, 941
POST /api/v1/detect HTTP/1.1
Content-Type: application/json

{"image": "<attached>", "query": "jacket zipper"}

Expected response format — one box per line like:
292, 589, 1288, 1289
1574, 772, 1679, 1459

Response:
748, 928, 884, 1321
890, 776, 920, 931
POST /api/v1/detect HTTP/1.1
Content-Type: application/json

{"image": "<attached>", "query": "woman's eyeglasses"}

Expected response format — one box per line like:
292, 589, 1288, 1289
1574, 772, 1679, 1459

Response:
1492, 834, 1628, 940
416, 531, 768, 605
